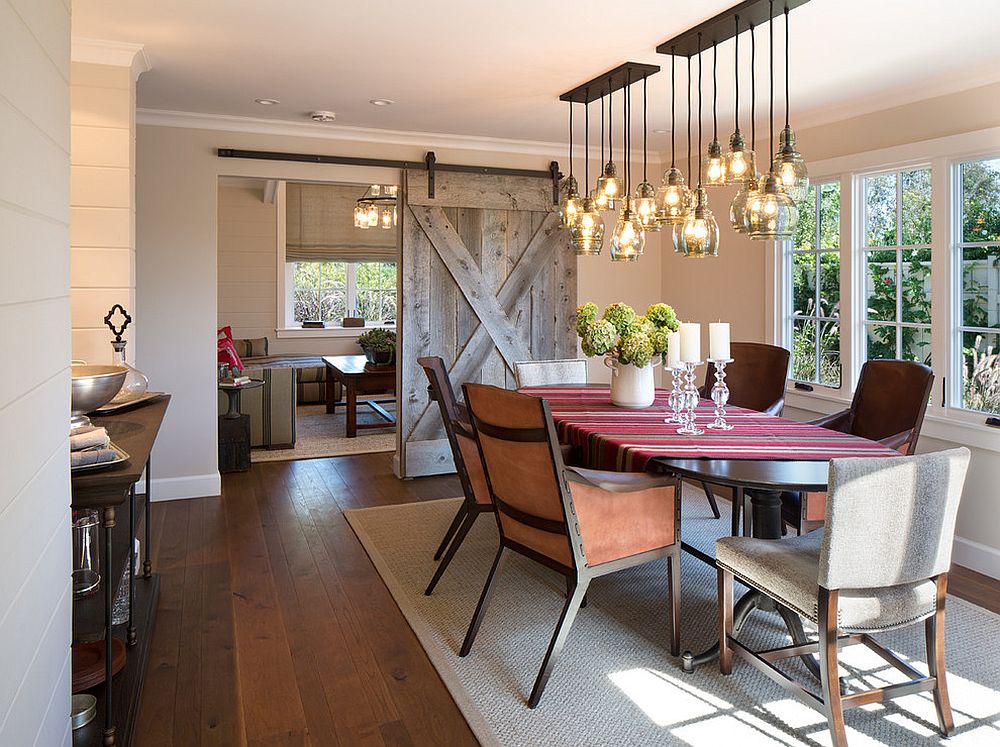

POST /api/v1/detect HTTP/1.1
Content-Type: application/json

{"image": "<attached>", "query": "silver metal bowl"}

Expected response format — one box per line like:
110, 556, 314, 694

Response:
71, 364, 127, 427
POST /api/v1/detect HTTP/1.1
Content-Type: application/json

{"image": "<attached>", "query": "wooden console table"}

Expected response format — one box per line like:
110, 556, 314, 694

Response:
71, 395, 170, 746
323, 355, 396, 437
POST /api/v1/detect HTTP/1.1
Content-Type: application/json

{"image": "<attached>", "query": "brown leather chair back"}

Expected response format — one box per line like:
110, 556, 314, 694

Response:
703, 342, 790, 416
850, 359, 934, 451
463, 384, 575, 569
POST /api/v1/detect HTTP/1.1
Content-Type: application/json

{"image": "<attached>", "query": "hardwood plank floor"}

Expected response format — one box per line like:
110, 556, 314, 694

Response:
136, 452, 999, 746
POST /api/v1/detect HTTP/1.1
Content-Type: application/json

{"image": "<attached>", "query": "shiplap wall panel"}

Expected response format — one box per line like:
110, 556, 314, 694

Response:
0, 1, 71, 744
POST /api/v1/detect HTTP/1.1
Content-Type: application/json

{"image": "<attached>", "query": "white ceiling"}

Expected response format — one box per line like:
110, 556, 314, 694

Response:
72, 0, 1000, 148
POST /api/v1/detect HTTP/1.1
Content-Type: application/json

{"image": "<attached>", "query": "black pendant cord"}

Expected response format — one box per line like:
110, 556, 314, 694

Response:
625, 71, 631, 194
584, 90, 590, 187
670, 49, 676, 168
686, 56, 692, 185
769, 0, 775, 166
600, 90, 605, 171
609, 84, 614, 165
734, 15, 740, 134
697, 32, 703, 186
712, 40, 718, 142
784, 6, 791, 128
642, 75, 648, 182
568, 103, 574, 178
750, 23, 756, 155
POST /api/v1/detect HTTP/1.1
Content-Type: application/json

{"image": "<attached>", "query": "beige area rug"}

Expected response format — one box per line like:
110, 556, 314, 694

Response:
251, 403, 395, 462
345, 488, 1000, 746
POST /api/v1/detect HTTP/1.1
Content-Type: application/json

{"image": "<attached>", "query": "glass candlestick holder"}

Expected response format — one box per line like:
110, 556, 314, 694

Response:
707, 357, 734, 430
665, 364, 685, 423
676, 360, 704, 436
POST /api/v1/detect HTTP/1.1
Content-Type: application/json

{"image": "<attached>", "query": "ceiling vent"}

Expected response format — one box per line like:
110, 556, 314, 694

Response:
309, 110, 336, 123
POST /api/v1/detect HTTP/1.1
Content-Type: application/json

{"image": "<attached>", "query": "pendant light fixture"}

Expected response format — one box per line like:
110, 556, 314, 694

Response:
570, 92, 605, 255
656, 49, 691, 227
634, 75, 660, 232
748, 0, 797, 241
677, 34, 720, 258
611, 73, 645, 261
771, 5, 809, 203
702, 41, 727, 186
672, 54, 696, 253
730, 21, 759, 234
558, 103, 581, 227
594, 91, 610, 210
725, 14, 756, 184
595, 82, 621, 210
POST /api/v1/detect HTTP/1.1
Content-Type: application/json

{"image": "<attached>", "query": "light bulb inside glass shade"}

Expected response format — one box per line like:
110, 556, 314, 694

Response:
570, 196, 604, 256
634, 181, 660, 232
748, 173, 799, 240
610, 199, 645, 262
354, 205, 366, 228
381, 207, 394, 229
729, 173, 760, 234
558, 176, 581, 227
703, 140, 727, 186
676, 188, 720, 257
771, 125, 809, 203
596, 161, 621, 210
367, 204, 379, 227
725, 131, 756, 185
655, 167, 690, 226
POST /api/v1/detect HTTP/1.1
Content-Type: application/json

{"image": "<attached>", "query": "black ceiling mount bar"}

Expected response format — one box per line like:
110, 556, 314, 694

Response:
217, 148, 561, 203
655, 0, 810, 57
559, 62, 660, 104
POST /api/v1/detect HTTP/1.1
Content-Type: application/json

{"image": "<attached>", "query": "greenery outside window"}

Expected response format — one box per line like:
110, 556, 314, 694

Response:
789, 181, 841, 386
290, 260, 396, 325
956, 157, 1000, 415
861, 168, 932, 367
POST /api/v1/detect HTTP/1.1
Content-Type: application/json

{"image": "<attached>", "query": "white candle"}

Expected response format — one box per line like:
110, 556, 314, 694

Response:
666, 331, 681, 368
709, 322, 731, 361
679, 323, 701, 363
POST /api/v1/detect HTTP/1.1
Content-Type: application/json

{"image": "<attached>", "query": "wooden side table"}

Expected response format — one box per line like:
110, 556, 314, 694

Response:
322, 355, 396, 437
218, 380, 263, 472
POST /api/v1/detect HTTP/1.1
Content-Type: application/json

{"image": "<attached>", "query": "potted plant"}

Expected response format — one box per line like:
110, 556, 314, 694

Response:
575, 302, 680, 407
358, 328, 396, 366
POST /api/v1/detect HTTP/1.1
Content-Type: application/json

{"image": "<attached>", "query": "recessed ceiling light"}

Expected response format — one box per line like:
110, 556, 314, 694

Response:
254, 97, 280, 106
309, 110, 337, 123
369, 98, 395, 106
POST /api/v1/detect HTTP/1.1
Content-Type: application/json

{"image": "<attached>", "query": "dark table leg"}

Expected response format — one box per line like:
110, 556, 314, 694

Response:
103, 506, 117, 746
127, 484, 136, 646
325, 365, 336, 414
345, 380, 357, 438
143, 455, 152, 578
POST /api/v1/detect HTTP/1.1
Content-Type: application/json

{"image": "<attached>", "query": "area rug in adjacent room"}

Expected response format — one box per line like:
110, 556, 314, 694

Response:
251, 403, 395, 462
345, 489, 1000, 746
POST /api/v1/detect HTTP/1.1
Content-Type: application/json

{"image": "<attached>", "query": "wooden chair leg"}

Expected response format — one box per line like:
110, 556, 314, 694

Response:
433, 501, 469, 560
818, 588, 848, 747
700, 480, 722, 519
667, 551, 681, 656
527, 577, 590, 708
425, 509, 478, 595
731, 487, 743, 536
925, 575, 954, 736
718, 568, 734, 674
459, 546, 507, 656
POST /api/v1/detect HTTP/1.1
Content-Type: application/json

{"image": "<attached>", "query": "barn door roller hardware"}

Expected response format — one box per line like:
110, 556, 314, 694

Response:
216, 148, 561, 204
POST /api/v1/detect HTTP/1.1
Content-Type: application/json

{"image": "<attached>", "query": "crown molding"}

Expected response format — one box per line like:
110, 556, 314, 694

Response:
135, 108, 660, 165
72, 37, 150, 77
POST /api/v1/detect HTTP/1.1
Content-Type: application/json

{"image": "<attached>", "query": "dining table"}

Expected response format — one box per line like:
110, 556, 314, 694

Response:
519, 384, 901, 674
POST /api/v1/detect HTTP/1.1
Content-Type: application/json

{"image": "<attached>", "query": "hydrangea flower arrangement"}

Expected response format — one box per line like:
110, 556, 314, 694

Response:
575, 302, 681, 368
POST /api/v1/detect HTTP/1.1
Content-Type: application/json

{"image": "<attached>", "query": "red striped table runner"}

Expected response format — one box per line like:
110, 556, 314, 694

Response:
520, 385, 900, 472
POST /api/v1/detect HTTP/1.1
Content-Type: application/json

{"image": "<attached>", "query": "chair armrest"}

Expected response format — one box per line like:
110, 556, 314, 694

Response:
878, 429, 912, 454
563, 466, 674, 494
763, 397, 785, 417
808, 408, 851, 433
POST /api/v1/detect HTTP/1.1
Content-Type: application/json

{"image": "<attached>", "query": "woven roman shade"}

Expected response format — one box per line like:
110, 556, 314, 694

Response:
285, 182, 397, 263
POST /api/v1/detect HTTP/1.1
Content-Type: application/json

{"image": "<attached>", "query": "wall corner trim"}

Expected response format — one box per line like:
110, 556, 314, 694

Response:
72, 37, 151, 75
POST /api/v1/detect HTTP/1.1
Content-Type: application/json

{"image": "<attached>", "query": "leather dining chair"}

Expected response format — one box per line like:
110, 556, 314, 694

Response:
699, 342, 790, 532
783, 359, 934, 534
718, 448, 970, 747
417, 357, 495, 596
512, 358, 589, 389
460, 384, 681, 708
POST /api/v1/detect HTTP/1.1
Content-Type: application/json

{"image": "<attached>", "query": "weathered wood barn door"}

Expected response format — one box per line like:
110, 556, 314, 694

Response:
396, 169, 577, 477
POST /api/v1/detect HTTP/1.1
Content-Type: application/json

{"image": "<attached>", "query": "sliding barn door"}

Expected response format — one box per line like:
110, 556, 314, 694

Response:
396, 169, 576, 477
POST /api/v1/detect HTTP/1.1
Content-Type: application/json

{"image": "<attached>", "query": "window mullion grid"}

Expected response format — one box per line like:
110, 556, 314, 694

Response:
347, 262, 358, 316
895, 171, 904, 358
814, 194, 822, 382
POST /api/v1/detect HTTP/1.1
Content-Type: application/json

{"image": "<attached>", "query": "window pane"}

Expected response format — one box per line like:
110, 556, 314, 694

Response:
865, 173, 897, 247
901, 325, 932, 366
819, 182, 840, 249
819, 252, 840, 318
320, 289, 347, 321
962, 158, 1000, 243
294, 288, 319, 323
962, 331, 1000, 414
293, 261, 319, 290
791, 253, 816, 316
818, 319, 841, 387
792, 318, 817, 382
865, 250, 897, 321
962, 246, 1000, 329
900, 248, 932, 324
320, 261, 347, 288
900, 168, 932, 245
866, 323, 897, 361
793, 184, 817, 251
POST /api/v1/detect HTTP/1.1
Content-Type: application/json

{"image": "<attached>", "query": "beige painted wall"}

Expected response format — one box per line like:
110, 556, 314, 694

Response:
70, 60, 139, 364
0, 1, 72, 743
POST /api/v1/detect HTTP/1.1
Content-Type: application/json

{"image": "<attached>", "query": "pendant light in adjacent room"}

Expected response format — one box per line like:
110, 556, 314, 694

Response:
558, 102, 581, 227
570, 92, 605, 255
677, 34, 720, 258
595, 82, 621, 210
748, 0, 797, 241
656, 49, 691, 227
702, 41, 727, 186
611, 73, 645, 261
725, 14, 756, 185
771, 5, 809, 203
634, 75, 660, 231
730, 21, 759, 233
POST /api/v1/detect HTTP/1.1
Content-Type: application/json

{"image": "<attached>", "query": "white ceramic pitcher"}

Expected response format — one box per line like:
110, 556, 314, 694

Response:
604, 356, 661, 408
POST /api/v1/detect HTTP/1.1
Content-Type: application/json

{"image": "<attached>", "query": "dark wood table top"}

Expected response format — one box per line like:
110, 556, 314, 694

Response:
653, 456, 830, 492
71, 395, 171, 510
322, 354, 395, 377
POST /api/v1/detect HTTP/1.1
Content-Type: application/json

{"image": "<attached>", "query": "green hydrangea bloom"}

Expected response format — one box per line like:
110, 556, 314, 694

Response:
650, 328, 669, 355
619, 331, 655, 368
646, 303, 680, 331
602, 303, 637, 335
575, 302, 599, 336
580, 319, 618, 357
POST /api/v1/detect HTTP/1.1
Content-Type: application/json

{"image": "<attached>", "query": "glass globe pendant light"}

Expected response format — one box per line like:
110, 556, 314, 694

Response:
702, 42, 727, 187
730, 20, 760, 233
671, 54, 696, 253
611, 75, 645, 261
656, 51, 691, 227
570, 93, 605, 255
595, 83, 621, 210
558, 103, 582, 227
725, 15, 756, 185
771, 6, 808, 203
634, 75, 660, 232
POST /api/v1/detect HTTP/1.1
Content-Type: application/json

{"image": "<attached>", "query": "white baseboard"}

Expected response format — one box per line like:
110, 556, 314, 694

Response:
953, 535, 1000, 580
136, 472, 221, 502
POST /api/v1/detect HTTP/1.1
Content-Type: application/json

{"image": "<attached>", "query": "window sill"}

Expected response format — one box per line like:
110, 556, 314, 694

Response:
275, 323, 396, 339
